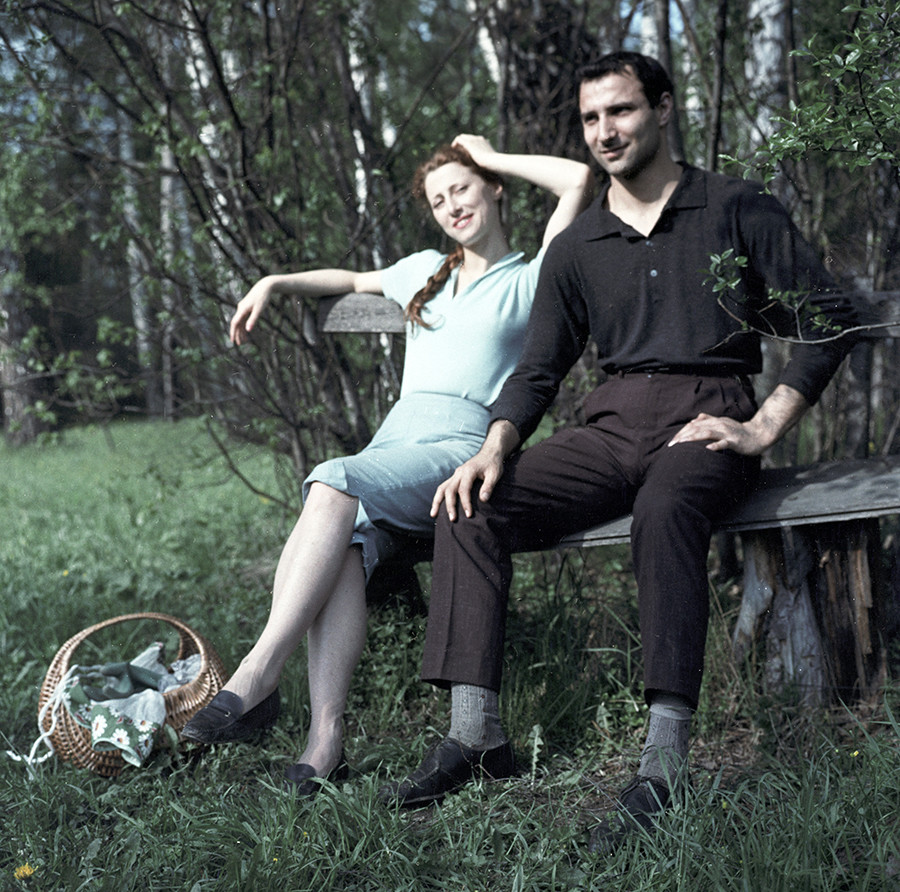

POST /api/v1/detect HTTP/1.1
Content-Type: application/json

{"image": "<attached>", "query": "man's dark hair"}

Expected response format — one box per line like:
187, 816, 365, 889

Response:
576, 51, 675, 108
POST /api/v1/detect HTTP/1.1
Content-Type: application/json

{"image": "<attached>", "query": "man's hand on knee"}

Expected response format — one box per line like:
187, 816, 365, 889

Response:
432, 420, 521, 521
431, 451, 503, 521
667, 412, 762, 454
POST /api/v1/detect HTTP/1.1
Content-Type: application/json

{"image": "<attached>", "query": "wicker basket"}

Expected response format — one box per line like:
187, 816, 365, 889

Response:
38, 612, 228, 777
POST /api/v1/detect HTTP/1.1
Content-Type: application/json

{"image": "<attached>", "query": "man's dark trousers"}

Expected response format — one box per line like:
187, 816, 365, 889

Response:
421, 371, 761, 708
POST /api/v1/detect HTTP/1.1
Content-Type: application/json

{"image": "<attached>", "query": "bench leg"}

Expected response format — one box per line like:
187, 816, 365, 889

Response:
733, 529, 777, 663
811, 519, 886, 700
733, 521, 886, 706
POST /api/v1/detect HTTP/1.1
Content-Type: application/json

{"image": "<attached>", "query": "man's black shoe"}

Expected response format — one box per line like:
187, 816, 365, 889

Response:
378, 737, 516, 808
588, 775, 674, 856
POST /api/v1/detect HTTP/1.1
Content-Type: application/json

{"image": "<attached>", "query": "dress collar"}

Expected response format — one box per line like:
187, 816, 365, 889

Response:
448, 250, 525, 292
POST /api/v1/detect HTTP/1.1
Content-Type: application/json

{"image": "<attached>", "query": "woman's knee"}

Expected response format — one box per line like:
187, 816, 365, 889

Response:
306, 481, 359, 512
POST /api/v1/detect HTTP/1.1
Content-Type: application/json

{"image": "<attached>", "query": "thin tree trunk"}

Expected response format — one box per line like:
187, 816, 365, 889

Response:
706, 0, 728, 170
120, 111, 164, 416
0, 255, 46, 444
651, 0, 684, 161
160, 141, 177, 420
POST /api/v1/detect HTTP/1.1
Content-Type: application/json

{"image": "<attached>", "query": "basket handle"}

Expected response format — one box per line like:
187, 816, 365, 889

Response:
50, 612, 207, 676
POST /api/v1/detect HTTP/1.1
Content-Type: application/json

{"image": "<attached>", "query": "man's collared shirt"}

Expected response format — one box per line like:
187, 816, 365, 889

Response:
491, 165, 857, 441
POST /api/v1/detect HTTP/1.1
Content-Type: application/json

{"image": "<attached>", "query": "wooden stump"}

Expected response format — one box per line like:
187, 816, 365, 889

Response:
733, 520, 887, 705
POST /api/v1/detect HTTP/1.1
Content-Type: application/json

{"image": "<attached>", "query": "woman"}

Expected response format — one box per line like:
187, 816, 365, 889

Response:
182, 135, 593, 794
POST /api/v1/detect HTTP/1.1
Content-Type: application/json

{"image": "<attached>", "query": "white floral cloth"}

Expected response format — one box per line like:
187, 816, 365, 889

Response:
64, 644, 201, 767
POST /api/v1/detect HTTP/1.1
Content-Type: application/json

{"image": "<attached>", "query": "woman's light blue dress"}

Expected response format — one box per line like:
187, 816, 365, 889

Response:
303, 248, 542, 578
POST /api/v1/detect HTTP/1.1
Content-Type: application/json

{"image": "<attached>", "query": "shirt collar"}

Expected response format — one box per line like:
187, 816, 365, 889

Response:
585, 163, 707, 239
450, 250, 524, 279
445, 250, 525, 296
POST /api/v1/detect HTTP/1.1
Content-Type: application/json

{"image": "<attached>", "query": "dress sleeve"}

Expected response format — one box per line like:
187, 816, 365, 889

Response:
378, 250, 445, 310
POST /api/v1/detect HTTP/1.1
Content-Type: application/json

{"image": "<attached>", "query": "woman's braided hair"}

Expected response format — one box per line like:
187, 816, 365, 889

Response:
405, 144, 504, 328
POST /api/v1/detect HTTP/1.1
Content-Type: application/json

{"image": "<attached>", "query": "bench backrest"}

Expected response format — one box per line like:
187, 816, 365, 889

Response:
318, 293, 406, 333
319, 291, 900, 336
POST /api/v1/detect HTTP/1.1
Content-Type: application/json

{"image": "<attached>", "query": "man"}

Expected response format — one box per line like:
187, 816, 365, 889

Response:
378, 51, 857, 852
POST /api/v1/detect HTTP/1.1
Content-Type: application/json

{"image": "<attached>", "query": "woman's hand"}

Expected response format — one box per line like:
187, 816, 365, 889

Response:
230, 277, 275, 345
451, 135, 593, 248
452, 134, 497, 169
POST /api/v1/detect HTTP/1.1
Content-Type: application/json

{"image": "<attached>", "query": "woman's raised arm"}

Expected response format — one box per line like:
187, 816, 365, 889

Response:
230, 268, 383, 345
451, 134, 594, 249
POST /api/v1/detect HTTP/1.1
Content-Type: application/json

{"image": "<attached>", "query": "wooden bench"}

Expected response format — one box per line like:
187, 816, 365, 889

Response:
319, 290, 900, 706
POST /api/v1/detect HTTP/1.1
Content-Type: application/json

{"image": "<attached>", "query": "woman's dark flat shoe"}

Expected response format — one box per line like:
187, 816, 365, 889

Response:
181, 688, 280, 744
283, 751, 349, 797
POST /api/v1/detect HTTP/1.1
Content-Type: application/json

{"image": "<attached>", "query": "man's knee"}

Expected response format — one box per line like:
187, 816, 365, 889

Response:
434, 497, 492, 543
632, 487, 710, 535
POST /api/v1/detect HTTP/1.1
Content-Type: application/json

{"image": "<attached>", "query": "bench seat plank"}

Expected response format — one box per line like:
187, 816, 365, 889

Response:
560, 454, 900, 548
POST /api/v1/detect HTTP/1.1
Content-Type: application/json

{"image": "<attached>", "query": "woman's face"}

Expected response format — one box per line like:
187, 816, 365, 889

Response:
423, 161, 502, 247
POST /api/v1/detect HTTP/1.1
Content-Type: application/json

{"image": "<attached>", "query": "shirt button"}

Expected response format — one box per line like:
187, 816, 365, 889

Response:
650, 269, 658, 277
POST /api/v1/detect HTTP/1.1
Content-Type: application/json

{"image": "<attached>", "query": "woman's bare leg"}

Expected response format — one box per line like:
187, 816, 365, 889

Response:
222, 482, 359, 710
295, 544, 367, 775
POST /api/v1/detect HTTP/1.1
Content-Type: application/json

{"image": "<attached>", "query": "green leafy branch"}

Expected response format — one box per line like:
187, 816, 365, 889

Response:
704, 250, 856, 345
721, 5, 900, 186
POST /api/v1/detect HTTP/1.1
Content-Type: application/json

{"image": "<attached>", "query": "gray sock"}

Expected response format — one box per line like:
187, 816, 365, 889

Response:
448, 683, 507, 750
638, 693, 692, 784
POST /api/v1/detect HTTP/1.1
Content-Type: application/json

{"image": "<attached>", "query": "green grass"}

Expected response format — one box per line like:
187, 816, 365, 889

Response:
1, 421, 898, 891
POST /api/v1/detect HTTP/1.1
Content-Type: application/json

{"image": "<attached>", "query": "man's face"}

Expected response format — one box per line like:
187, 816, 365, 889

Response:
579, 69, 670, 180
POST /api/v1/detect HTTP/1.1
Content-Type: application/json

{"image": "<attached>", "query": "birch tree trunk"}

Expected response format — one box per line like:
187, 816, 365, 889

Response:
743, 0, 788, 145
159, 140, 178, 420
119, 112, 164, 417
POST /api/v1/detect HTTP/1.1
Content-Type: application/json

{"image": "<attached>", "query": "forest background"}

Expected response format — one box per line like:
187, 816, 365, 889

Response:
1, 0, 898, 485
